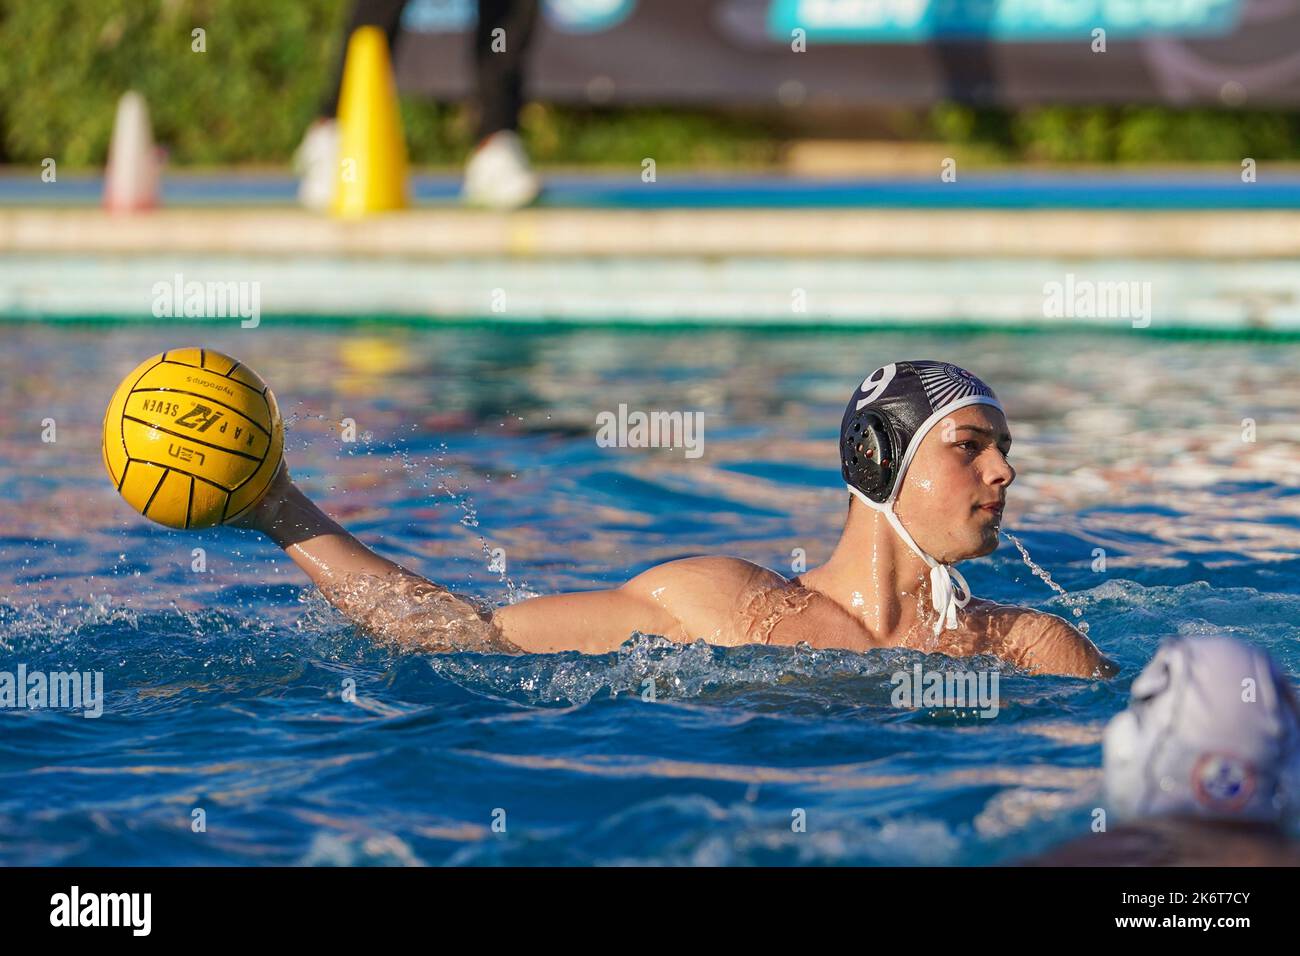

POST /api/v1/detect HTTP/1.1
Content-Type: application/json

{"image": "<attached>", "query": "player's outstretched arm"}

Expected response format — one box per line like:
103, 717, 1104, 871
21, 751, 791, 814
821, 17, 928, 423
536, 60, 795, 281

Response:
235, 464, 515, 653
238, 465, 706, 655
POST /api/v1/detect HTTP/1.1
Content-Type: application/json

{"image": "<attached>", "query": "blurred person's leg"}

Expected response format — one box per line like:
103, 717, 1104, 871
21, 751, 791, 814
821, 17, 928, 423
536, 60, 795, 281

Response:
296, 0, 409, 211
473, 0, 537, 140
463, 0, 541, 209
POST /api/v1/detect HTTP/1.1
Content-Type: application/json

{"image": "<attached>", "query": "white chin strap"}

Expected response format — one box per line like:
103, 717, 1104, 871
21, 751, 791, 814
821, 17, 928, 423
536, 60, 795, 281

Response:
847, 483, 971, 636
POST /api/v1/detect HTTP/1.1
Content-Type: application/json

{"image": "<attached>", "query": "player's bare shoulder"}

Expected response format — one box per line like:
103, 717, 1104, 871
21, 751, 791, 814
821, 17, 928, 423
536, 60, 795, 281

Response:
963, 597, 1118, 678
621, 556, 786, 644
622, 557, 872, 650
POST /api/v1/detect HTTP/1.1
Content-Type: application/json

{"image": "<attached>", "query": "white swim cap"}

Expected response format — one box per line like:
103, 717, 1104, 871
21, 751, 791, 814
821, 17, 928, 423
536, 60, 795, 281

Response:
1103, 635, 1300, 824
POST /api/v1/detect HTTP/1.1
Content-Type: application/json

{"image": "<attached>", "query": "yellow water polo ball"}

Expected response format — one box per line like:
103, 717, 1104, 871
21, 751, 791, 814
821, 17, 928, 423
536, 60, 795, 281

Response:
102, 348, 284, 529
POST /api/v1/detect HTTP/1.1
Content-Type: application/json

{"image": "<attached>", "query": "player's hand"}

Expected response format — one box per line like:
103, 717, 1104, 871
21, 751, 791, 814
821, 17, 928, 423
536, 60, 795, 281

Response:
227, 459, 291, 531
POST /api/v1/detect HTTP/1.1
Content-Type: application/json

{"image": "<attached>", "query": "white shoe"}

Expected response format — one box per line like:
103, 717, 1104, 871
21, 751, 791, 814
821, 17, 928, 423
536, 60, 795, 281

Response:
462, 131, 541, 210
294, 119, 339, 212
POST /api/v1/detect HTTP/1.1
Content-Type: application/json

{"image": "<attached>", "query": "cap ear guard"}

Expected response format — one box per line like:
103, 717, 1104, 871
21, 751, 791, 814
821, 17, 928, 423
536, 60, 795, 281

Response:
841, 408, 897, 503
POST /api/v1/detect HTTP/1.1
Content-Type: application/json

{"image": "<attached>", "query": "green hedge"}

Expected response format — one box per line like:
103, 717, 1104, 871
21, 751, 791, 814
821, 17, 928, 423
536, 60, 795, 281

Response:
0, 0, 349, 165
2, 0, 1297, 168
931, 104, 1300, 164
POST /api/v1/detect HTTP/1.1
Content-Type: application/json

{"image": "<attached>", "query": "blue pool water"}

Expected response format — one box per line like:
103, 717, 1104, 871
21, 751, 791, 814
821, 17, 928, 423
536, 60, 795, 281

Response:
2, 325, 1298, 865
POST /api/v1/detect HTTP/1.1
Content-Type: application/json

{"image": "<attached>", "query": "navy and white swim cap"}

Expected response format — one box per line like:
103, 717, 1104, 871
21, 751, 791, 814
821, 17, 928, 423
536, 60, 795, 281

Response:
841, 360, 1001, 505
838, 360, 1003, 635
1104, 635, 1300, 824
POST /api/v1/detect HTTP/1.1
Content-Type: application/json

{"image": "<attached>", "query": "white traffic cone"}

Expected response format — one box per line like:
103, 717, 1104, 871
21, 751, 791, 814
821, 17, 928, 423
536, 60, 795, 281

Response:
104, 91, 160, 213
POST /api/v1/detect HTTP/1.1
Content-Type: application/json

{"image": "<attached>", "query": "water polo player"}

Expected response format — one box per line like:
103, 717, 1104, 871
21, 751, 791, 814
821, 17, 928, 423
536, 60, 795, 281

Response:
1028, 635, 1300, 865
228, 359, 1116, 678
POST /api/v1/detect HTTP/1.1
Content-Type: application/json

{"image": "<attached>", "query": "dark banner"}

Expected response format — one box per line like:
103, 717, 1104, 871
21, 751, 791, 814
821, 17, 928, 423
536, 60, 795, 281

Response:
1, 866, 1290, 941
393, 0, 1300, 107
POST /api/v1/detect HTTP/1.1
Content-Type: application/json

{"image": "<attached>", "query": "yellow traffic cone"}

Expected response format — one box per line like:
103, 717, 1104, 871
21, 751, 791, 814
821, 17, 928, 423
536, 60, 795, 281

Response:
332, 26, 409, 218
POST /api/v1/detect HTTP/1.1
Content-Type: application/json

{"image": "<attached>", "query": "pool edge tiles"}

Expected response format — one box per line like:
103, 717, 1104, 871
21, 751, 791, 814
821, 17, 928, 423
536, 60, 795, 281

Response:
5, 207, 1300, 259
2, 254, 1299, 333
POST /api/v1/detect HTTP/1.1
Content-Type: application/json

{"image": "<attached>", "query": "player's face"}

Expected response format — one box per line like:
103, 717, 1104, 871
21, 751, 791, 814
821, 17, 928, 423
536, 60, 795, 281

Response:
894, 404, 1015, 564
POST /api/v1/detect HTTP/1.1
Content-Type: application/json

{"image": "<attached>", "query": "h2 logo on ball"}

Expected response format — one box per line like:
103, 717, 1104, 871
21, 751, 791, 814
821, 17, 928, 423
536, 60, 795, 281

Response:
175, 403, 224, 432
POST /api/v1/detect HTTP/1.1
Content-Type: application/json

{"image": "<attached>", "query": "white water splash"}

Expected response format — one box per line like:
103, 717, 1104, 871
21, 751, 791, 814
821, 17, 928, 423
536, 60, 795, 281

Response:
303, 416, 526, 608
414, 439, 527, 605
1001, 530, 1091, 634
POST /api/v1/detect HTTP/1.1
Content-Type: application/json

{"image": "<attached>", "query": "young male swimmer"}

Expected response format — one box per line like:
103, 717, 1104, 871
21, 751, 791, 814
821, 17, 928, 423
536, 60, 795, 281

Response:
235, 360, 1116, 678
